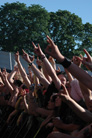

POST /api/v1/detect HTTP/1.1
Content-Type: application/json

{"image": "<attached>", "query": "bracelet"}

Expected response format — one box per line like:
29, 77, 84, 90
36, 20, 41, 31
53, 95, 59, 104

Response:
60, 58, 71, 68
28, 62, 32, 67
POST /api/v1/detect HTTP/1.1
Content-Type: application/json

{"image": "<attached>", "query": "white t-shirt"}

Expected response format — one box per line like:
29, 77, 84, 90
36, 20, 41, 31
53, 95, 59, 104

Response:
70, 79, 84, 102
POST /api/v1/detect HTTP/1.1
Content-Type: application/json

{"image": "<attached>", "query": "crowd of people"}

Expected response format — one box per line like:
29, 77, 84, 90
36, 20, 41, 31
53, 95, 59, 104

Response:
0, 36, 92, 138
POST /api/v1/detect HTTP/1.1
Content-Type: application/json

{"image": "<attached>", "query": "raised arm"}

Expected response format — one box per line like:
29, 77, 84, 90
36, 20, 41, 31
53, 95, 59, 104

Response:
79, 81, 92, 111
22, 49, 50, 89
15, 51, 31, 88
59, 84, 92, 123
35, 57, 52, 83
2, 73, 14, 94
48, 56, 56, 71
8, 86, 19, 107
36, 56, 51, 83
8, 66, 18, 84
80, 49, 92, 71
32, 43, 61, 90
45, 36, 92, 90
64, 68, 73, 83
0, 69, 5, 85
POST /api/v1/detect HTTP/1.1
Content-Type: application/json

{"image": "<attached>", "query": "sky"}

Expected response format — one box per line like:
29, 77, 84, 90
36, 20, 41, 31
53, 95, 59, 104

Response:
0, 0, 92, 24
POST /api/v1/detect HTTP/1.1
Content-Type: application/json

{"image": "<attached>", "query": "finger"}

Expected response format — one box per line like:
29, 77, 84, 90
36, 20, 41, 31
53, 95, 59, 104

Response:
45, 44, 52, 51
75, 56, 82, 61
80, 54, 83, 59
83, 49, 91, 59
58, 66, 60, 71
60, 84, 67, 94
37, 56, 39, 61
47, 35, 54, 45
60, 93, 65, 98
32, 42, 37, 49
83, 57, 88, 62
22, 49, 26, 54
38, 44, 40, 49
38, 44, 41, 51
16, 51, 19, 55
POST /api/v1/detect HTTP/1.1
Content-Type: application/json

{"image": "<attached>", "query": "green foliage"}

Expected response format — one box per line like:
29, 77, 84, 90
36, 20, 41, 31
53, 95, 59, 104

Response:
48, 10, 84, 59
0, 2, 92, 59
79, 23, 92, 56
0, 2, 50, 54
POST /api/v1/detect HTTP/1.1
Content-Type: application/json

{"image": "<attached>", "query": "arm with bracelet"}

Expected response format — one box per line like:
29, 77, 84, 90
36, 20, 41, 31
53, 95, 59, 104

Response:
22, 49, 50, 89
32, 43, 61, 90
45, 35, 92, 91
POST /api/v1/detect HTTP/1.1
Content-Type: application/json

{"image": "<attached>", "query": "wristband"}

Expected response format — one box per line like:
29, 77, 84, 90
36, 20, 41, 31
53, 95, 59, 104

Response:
60, 58, 71, 68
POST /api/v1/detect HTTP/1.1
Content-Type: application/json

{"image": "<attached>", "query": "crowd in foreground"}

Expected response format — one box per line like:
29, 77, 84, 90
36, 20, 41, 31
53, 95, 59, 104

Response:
0, 36, 92, 138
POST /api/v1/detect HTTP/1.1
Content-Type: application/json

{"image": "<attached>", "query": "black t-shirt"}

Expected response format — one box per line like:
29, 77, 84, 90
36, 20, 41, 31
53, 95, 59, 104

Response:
4, 93, 11, 100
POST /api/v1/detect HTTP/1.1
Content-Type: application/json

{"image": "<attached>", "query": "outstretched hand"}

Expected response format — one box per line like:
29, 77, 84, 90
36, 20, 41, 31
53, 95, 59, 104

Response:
79, 49, 92, 70
72, 56, 82, 67
22, 49, 32, 63
45, 36, 64, 62
83, 49, 92, 63
32, 42, 44, 57
59, 84, 71, 103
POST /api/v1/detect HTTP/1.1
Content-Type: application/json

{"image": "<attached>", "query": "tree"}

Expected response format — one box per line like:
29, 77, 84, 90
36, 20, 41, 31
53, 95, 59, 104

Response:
48, 10, 84, 59
79, 23, 92, 56
0, 2, 50, 54
0, 2, 92, 59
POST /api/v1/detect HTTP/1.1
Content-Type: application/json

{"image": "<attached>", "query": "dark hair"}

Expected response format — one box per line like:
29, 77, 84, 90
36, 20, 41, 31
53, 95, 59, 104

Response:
56, 71, 68, 80
51, 94, 58, 102
14, 80, 23, 87
57, 71, 66, 76
22, 84, 27, 89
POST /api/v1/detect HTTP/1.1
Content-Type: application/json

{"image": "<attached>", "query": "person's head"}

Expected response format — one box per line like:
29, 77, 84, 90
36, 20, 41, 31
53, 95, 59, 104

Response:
18, 84, 27, 96
47, 93, 62, 110
14, 80, 27, 96
57, 71, 67, 85
55, 95, 62, 107
14, 79, 23, 87
47, 94, 57, 110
